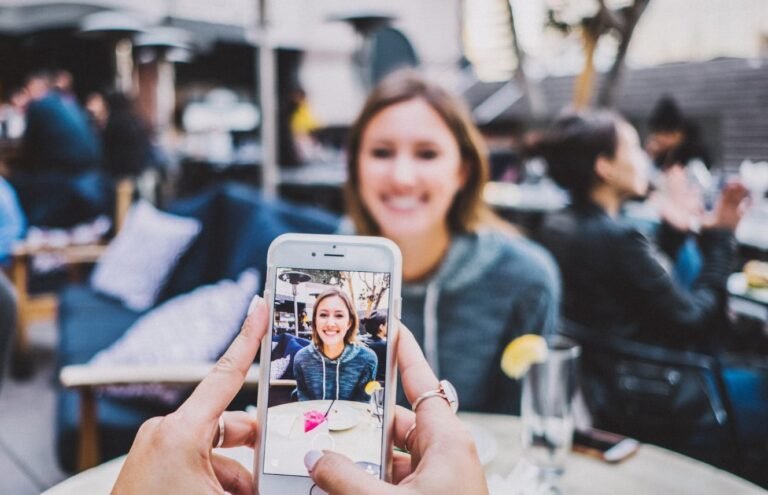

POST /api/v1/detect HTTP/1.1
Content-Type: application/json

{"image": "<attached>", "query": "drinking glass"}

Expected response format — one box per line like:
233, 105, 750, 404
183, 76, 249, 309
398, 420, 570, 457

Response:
521, 335, 580, 485
370, 388, 385, 426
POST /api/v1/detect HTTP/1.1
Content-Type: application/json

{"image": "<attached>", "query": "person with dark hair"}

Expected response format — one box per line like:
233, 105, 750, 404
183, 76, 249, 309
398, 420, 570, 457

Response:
342, 69, 560, 414
102, 92, 153, 177
536, 110, 748, 347
293, 288, 378, 402
18, 70, 101, 174
645, 96, 713, 289
363, 310, 388, 381
646, 96, 710, 171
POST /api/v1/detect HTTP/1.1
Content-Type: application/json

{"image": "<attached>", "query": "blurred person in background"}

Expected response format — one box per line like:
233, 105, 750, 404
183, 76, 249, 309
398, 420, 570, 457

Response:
535, 111, 747, 349
0, 175, 26, 264
85, 91, 109, 133
10, 71, 109, 227
0, 271, 15, 392
342, 70, 560, 414
645, 96, 713, 289
17, 70, 101, 175
102, 92, 153, 178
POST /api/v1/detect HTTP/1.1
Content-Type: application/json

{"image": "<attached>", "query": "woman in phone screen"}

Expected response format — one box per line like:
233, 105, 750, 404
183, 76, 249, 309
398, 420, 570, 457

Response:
293, 288, 378, 402
342, 70, 560, 413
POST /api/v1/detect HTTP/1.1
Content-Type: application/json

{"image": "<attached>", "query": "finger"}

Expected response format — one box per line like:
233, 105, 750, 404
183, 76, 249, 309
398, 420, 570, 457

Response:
212, 411, 260, 449
392, 450, 413, 485
395, 324, 439, 405
211, 453, 254, 495
307, 451, 397, 495
392, 406, 415, 451
179, 296, 268, 424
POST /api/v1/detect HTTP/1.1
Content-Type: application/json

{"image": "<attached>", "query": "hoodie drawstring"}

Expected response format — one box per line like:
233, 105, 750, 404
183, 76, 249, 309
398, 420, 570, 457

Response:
424, 281, 440, 376
320, 350, 341, 401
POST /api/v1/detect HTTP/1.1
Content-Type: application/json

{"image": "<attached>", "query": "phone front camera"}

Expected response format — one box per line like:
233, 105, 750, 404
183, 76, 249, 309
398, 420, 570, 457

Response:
311, 252, 316, 257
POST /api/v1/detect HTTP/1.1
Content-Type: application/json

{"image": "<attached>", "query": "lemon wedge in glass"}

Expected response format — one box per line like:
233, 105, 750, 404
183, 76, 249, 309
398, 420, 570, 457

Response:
365, 380, 382, 395
500, 334, 548, 379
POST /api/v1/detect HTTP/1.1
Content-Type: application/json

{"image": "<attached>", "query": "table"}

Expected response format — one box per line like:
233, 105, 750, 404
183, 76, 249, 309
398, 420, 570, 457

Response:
728, 272, 768, 325
263, 400, 380, 477
42, 413, 765, 494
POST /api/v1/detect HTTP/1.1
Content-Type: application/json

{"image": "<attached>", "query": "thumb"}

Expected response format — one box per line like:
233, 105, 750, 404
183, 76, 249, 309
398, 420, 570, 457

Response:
305, 450, 395, 495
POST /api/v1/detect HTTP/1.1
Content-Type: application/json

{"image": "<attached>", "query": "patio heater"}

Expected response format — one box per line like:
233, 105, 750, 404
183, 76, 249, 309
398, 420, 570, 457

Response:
133, 26, 195, 148
328, 12, 394, 91
278, 271, 312, 335
79, 11, 146, 93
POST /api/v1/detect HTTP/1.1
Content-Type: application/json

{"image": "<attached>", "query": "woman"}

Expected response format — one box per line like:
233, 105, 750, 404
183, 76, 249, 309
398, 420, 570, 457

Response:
293, 288, 378, 402
535, 111, 747, 346
343, 70, 560, 413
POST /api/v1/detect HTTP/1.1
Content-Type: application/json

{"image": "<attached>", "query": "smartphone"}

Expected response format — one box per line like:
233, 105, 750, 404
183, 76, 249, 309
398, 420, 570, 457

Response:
256, 234, 402, 494
572, 428, 640, 463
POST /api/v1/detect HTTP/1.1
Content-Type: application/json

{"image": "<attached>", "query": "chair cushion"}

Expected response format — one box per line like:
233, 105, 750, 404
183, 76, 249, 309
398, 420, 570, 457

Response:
88, 270, 259, 405
90, 199, 202, 311
58, 284, 144, 366
159, 182, 340, 301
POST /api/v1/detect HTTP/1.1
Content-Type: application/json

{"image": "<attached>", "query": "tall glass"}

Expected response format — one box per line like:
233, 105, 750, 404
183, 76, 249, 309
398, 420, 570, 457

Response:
521, 335, 580, 480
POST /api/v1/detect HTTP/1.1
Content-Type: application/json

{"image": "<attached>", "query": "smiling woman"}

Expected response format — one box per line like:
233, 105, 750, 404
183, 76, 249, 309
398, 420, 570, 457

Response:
293, 288, 378, 403
341, 70, 561, 414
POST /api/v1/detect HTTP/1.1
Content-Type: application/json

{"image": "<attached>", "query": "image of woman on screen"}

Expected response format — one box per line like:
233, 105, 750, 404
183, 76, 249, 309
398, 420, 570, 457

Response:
293, 288, 378, 402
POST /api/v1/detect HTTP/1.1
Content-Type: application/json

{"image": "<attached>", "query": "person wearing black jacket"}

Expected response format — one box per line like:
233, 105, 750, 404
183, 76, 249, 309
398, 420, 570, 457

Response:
535, 111, 748, 349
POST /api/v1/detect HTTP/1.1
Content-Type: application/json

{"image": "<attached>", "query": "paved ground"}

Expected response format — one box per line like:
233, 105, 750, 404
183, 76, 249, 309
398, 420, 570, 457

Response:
0, 321, 68, 495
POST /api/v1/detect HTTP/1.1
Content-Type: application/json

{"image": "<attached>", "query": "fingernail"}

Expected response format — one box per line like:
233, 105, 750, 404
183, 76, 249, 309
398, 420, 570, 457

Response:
304, 449, 323, 472
247, 295, 262, 316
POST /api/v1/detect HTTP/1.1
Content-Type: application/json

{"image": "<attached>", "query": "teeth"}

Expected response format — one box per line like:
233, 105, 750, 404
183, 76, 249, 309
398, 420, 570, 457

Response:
386, 196, 421, 210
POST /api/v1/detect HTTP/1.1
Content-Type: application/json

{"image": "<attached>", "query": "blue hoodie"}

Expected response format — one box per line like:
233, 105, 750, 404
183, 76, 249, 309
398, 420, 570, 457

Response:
338, 219, 561, 414
293, 342, 378, 402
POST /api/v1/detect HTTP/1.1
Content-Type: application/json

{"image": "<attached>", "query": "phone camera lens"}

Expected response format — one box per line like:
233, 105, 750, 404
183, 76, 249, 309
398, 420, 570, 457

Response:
332, 245, 337, 249
311, 252, 316, 257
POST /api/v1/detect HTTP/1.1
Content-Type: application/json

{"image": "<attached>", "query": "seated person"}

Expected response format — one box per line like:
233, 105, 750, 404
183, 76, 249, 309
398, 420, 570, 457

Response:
363, 310, 388, 382
536, 110, 747, 348
0, 272, 15, 391
0, 176, 25, 264
341, 70, 560, 413
293, 288, 377, 402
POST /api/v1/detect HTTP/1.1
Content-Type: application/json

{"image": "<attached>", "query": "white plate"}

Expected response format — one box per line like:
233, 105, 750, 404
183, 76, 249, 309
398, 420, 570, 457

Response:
327, 405, 360, 431
464, 421, 498, 466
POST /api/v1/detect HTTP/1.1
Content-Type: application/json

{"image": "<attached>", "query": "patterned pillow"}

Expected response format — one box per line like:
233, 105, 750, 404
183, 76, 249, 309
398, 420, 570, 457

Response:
89, 270, 260, 405
90, 200, 201, 311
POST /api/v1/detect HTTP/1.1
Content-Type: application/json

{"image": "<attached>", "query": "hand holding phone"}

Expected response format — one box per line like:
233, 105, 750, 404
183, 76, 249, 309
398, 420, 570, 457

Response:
256, 234, 402, 493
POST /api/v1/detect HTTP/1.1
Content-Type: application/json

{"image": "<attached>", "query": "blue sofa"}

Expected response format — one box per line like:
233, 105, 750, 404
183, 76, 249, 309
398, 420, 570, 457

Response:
56, 182, 339, 471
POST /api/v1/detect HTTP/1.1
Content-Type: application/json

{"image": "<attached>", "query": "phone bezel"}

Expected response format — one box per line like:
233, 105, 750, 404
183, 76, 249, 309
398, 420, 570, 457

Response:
256, 234, 402, 494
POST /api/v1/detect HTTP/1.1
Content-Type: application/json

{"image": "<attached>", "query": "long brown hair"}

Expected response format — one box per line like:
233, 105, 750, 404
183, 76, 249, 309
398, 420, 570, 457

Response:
310, 288, 359, 350
345, 69, 504, 235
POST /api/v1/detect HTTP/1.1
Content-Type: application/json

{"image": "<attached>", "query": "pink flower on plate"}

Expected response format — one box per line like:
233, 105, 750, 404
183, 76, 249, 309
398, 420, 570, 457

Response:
303, 410, 326, 433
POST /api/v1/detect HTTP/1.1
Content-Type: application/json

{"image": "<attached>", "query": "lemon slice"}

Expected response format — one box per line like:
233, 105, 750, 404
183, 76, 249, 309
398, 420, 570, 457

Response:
365, 381, 382, 395
500, 334, 548, 379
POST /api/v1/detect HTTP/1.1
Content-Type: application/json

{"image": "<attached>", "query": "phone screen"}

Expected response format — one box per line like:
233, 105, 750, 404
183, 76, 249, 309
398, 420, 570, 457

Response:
263, 267, 392, 478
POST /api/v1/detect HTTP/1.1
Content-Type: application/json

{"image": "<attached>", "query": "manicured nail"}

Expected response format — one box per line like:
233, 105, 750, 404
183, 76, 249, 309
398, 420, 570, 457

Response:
304, 449, 323, 472
247, 295, 262, 316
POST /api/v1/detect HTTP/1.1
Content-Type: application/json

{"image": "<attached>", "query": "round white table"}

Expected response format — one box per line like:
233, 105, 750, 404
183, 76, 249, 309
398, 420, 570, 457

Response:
42, 413, 765, 494
263, 399, 381, 477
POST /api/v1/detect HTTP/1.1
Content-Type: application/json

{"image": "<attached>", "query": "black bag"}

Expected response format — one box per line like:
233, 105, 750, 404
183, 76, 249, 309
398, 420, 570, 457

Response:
562, 322, 733, 449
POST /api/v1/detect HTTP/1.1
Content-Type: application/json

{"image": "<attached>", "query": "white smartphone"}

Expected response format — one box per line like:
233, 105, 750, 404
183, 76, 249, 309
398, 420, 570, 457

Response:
255, 234, 402, 494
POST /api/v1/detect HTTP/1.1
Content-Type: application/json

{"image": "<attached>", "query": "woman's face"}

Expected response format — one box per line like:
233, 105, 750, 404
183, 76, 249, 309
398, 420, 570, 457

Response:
314, 296, 351, 348
608, 121, 650, 198
357, 98, 467, 240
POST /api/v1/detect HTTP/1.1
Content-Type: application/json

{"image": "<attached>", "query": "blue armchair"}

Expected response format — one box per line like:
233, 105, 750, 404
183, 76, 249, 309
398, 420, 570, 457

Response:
55, 182, 339, 472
